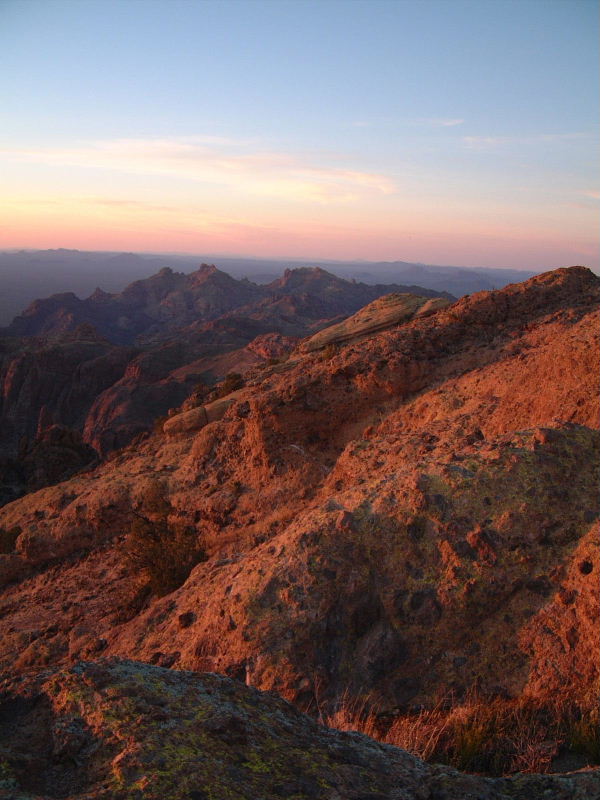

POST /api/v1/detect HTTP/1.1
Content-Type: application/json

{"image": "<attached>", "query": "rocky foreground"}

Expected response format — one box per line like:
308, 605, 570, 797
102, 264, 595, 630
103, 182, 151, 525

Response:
1, 267, 597, 703
0, 658, 598, 800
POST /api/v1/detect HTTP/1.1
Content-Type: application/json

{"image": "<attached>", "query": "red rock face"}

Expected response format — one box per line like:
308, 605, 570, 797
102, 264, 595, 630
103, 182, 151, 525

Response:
0, 267, 597, 720
0, 332, 136, 502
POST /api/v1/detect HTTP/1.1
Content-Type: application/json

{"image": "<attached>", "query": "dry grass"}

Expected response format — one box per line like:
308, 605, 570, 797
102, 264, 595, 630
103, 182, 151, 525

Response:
325, 690, 600, 776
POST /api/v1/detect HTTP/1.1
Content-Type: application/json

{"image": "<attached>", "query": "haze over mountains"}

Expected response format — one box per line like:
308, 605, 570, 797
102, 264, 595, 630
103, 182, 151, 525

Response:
0, 249, 538, 326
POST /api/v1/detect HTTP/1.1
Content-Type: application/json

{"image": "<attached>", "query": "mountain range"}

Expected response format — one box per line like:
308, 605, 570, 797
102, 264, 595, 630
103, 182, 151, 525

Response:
0, 265, 597, 797
0, 248, 537, 326
0, 265, 450, 505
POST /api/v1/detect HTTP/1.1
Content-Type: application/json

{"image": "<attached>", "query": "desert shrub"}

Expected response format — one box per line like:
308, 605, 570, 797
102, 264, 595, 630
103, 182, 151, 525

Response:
324, 692, 380, 738
445, 700, 505, 773
320, 343, 338, 361
383, 703, 450, 761
122, 483, 207, 597
569, 702, 600, 762
192, 380, 210, 397
184, 382, 211, 408
216, 372, 244, 398
0, 526, 21, 554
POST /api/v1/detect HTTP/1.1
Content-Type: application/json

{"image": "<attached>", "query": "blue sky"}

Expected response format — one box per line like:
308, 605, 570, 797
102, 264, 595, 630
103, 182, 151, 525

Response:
0, 0, 598, 268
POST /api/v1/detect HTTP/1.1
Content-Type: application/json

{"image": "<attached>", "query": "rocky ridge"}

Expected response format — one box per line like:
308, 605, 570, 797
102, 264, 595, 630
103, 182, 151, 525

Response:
0, 267, 598, 794
3, 265, 450, 346
0, 267, 450, 500
0, 658, 598, 800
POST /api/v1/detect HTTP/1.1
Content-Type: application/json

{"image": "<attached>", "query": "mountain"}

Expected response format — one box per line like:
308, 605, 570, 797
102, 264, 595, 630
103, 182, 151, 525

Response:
0, 248, 537, 326
3, 264, 451, 345
0, 267, 597, 753
0, 266, 451, 500
3, 265, 267, 345
0, 327, 136, 505
0, 249, 201, 327
0, 266, 598, 796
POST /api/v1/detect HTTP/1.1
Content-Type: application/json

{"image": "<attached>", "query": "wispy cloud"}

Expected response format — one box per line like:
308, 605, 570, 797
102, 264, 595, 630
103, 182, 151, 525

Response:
463, 132, 589, 149
567, 190, 600, 210
418, 117, 464, 127
0, 137, 396, 204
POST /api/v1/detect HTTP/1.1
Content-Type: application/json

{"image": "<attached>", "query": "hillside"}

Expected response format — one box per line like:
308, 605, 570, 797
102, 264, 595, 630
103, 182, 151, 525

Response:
0, 267, 450, 501
0, 266, 598, 791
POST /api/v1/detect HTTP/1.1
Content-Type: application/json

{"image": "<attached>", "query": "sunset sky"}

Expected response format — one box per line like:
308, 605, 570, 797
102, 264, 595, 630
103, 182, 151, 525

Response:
0, 0, 598, 269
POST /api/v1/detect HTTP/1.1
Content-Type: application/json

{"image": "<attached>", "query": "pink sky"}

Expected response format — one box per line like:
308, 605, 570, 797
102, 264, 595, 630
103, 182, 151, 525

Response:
1, 135, 598, 270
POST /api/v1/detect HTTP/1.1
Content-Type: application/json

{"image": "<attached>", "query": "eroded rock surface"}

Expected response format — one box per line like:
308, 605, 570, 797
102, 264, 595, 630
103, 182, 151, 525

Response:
0, 659, 598, 800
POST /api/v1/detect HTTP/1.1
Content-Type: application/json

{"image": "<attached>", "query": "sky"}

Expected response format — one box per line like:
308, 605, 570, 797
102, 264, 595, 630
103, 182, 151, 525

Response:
0, 0, 598, 269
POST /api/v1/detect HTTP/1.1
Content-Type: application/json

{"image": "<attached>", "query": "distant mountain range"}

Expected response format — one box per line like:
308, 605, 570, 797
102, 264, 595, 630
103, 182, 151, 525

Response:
0, 264, 450, 503
0, 248, 541, 326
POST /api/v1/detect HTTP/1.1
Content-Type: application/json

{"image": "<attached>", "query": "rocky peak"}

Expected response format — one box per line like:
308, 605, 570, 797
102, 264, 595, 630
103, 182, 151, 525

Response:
268, 266, 341, 293
89, 287, 112, 302
197, 262, 218, 275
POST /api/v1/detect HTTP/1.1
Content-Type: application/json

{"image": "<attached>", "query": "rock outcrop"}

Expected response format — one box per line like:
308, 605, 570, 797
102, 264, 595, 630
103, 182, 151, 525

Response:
301, 292, 451, 352
0, 658, 597, 800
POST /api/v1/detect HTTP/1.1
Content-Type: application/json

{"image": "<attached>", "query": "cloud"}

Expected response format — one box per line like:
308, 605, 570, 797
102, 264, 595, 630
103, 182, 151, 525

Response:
0, 137, 396, 204
419, 118, 464, 127
361, 117, 465, 129
82, 197, 177, 212
567, 190, 600, 210
463, 132, 589, 149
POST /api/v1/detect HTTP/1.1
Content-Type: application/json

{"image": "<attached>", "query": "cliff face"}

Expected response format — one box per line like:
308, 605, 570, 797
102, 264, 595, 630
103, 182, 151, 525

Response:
0, 330, 136, 503
0, 268, 597, 725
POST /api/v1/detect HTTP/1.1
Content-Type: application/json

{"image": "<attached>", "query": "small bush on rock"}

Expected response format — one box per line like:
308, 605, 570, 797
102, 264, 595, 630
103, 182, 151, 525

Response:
152, 415, 168, 435
320, 343, 338, 361
122, 483, 207, 597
